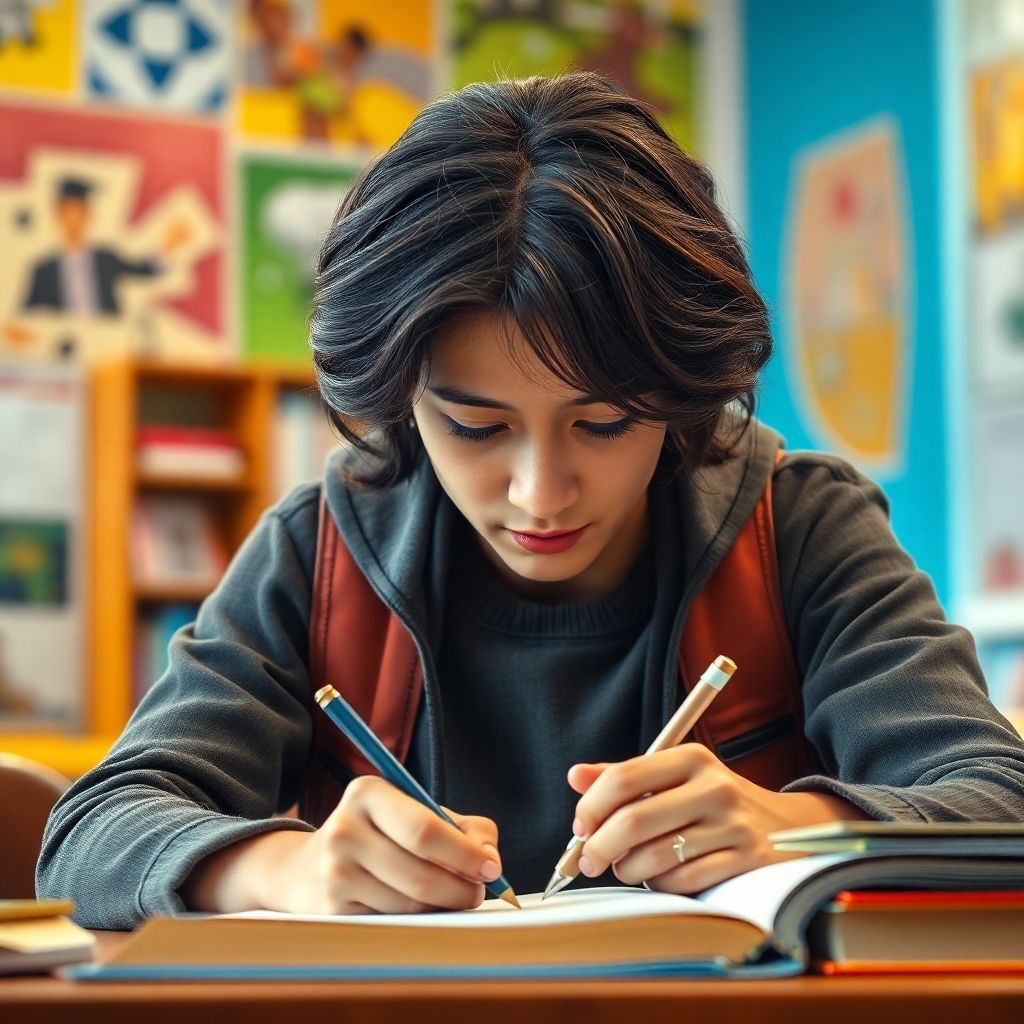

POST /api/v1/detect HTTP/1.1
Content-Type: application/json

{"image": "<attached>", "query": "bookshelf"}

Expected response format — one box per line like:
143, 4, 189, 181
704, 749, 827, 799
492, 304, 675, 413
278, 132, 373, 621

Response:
0, 359, 323, 778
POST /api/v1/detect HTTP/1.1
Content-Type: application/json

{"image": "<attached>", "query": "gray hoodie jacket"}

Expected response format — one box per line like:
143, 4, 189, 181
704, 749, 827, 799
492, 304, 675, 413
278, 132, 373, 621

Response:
37, 422, 1024, 928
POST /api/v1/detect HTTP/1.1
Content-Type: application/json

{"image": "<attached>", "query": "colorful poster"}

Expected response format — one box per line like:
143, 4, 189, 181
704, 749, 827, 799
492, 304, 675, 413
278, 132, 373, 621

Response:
0, 367, 85, 730
238, 0, 433, 149
0, 102, 225, 364
784, 120, 910, 470
971, 52, 1024, 237
83, 0, 231, 113
240, 154, 357, 361
452, 0, 701, 153
0, 0, 75, 94
0, 521, 68, 605
972, 229, 1024, 388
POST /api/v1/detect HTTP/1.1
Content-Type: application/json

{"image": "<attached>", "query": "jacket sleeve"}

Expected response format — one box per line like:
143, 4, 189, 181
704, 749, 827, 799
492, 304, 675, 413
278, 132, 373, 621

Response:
772, 453, 1024, 821
35, 488, 321, 929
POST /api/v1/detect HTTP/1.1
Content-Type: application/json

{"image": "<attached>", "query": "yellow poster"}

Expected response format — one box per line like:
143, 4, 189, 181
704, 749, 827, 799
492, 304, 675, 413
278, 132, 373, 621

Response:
971, 53, 1024, 236
239, 0, 433, 150
786, 120, 909, 468
0, 0, 76, 94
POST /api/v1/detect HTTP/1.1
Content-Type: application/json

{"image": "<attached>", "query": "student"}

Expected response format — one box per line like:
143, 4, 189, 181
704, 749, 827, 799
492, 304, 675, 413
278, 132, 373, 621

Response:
38, 72, 1024, 928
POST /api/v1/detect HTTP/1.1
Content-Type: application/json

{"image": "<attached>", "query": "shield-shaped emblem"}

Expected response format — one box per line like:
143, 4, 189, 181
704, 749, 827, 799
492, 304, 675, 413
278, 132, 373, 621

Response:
785, 120, 909, 469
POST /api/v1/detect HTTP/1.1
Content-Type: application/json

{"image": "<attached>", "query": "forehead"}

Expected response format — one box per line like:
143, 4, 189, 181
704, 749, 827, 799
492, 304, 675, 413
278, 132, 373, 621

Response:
427, 310, 584, 402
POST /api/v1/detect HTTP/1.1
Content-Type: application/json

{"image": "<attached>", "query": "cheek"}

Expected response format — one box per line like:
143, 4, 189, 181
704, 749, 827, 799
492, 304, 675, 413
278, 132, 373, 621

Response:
419, 434, 497, 518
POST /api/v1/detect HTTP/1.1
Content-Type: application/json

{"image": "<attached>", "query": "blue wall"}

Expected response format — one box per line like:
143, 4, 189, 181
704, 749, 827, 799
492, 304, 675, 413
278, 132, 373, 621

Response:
744, 0, 949, 605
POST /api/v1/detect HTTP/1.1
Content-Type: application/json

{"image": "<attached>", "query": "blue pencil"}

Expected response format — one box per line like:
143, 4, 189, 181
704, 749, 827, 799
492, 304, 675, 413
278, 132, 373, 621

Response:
314, 685, 521, 908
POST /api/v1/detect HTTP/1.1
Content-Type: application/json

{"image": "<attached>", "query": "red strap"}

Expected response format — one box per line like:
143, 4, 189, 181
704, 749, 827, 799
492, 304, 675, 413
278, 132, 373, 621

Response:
678, 452, 816, 787
302, 494, 423, 825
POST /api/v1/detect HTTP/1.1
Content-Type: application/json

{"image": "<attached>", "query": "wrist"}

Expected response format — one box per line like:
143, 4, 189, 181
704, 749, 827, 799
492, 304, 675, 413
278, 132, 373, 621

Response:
180, 829, 309, 913
783, 790, 872, 827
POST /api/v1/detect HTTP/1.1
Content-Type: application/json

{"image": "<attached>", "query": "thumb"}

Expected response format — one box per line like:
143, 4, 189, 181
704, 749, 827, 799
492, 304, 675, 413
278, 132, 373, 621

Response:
567, 762, 611, 794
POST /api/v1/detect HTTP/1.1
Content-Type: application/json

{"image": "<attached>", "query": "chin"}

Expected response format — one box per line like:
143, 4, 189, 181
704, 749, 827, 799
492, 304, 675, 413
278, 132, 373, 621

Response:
503, 547, 595, 582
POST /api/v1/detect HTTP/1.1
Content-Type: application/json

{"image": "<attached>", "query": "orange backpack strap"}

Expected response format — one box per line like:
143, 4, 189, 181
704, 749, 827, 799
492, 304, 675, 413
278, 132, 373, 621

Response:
301, 493, 424, 826
678, 452, 818, 789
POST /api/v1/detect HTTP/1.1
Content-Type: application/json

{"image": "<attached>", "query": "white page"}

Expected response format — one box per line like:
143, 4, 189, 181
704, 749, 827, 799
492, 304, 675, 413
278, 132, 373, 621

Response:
222, 885, 756, 930
695, 853, 852, 933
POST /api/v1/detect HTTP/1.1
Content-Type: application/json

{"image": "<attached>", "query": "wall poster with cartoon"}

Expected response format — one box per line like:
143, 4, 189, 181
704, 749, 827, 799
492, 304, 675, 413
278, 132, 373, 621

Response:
0, 102, 225, 365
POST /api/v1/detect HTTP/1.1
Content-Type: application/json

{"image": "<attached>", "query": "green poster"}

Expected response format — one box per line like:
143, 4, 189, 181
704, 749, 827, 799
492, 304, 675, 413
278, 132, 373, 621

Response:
240, 156, 359, 361
452, 0, 701, 155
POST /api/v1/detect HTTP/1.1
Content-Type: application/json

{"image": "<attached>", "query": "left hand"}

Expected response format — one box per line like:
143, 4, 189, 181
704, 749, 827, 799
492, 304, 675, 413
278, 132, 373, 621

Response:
569, 743, 869, 894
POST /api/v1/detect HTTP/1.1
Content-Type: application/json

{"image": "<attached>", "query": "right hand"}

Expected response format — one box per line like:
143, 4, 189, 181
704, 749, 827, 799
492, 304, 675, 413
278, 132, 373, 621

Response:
266, 776, 503, 915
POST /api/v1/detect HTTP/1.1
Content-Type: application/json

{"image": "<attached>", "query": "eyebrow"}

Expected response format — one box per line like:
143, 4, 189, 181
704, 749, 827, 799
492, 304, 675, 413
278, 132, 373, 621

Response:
426, 385, 605, 410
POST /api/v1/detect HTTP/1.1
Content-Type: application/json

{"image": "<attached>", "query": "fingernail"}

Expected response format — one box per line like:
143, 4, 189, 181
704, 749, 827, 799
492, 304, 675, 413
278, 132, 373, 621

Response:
572, 817, 586, 837
578, 856, 595, 876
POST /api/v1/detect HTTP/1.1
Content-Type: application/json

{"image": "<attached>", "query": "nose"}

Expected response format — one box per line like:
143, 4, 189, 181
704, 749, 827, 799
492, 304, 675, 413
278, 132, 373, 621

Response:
507, 438, 579, 524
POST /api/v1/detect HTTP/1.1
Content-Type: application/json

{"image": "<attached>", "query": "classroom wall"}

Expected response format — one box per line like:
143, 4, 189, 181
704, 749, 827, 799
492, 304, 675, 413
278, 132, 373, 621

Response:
743, 0, 950, 605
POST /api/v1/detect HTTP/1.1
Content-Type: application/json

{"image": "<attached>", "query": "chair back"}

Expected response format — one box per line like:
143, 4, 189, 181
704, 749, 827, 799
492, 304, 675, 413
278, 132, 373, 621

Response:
0, 754, 70, 899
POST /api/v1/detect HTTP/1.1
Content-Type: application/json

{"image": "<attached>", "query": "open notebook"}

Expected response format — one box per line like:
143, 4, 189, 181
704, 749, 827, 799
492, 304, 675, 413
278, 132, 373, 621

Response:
67, 844, 1024, 981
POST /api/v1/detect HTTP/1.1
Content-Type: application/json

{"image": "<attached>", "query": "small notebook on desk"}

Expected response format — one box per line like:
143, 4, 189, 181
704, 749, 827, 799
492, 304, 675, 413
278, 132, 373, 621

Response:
0, 900, 95, 976
66, 838, 1024, 981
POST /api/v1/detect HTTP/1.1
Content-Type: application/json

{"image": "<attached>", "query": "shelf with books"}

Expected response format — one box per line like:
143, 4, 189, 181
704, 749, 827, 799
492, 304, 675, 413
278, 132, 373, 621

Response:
0, 358, 321, 780
135, 470, 257, 493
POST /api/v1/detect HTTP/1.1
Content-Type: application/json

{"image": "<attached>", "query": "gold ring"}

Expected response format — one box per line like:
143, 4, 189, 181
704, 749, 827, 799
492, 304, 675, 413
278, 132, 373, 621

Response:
671, 834, 688, 864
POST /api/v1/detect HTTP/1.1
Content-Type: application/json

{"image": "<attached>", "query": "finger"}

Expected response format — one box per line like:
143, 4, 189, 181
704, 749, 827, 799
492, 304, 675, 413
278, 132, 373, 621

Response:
352, 818, 487, 911
566, 762, 611, 795
353, 779, 502, 884
574, 745, 712, 838
644, 847, 755, 896
609, 823, 740, 887
330, 862, 443, 915
577, 786, 705, 877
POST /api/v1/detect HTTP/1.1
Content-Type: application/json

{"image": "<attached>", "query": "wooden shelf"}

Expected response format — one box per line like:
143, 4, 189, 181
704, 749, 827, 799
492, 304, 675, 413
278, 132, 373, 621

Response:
135, 582, 218, 603
1, 358, 317, 779
135, 470, 256, 493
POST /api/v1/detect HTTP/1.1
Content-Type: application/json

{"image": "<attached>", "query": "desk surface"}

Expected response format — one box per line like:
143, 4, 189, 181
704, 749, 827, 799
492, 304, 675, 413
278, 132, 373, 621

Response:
2, 932, 1022, 1024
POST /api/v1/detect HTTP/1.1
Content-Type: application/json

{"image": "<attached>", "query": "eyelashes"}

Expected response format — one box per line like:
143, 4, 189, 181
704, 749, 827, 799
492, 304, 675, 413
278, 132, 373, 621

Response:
443, 416, 637, 443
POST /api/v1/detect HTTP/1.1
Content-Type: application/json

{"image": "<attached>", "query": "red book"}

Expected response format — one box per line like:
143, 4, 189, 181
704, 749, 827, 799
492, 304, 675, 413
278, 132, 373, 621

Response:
810, 889, 1024, 974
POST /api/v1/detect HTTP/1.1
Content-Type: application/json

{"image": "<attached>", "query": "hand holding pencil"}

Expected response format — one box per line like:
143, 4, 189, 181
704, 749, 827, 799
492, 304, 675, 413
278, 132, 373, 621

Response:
315, 686, 521, 910
543, 655, 737, 899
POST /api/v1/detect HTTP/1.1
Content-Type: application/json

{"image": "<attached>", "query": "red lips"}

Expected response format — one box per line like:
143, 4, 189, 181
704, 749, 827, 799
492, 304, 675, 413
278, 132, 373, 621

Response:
507, 527, 588, 554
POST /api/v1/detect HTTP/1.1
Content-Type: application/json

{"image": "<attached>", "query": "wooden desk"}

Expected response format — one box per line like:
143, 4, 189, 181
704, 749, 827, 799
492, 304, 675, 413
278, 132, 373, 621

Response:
2, 932, 1022, 1024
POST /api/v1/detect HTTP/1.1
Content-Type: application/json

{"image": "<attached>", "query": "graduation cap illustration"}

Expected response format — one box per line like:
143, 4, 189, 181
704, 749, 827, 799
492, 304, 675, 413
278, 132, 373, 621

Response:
56, 177, 95, 202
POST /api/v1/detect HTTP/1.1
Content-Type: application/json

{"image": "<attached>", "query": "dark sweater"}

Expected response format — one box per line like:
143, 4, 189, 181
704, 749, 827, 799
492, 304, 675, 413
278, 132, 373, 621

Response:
36, 422, 1024, 928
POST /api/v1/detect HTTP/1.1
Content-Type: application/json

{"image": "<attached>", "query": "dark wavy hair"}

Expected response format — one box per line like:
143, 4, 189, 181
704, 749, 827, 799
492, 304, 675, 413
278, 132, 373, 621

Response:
310, 71, 771, 488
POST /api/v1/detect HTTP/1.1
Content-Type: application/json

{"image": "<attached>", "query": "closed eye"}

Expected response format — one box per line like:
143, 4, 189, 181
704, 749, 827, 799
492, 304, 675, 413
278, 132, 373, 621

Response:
442, 415, 637, 442
443, 417, 506, 442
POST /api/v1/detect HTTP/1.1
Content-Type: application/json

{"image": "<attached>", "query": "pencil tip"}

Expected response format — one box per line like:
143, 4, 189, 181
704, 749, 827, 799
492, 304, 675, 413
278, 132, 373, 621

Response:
500, 887, 522, 909
542, 872, 569, 901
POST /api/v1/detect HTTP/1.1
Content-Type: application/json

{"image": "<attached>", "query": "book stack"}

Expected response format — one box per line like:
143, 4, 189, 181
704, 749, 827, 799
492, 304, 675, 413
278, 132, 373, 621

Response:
136, 425, 246, 481
131, 495, 228, 590
273, 390, 337, 499
771, 821, 1024, 973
